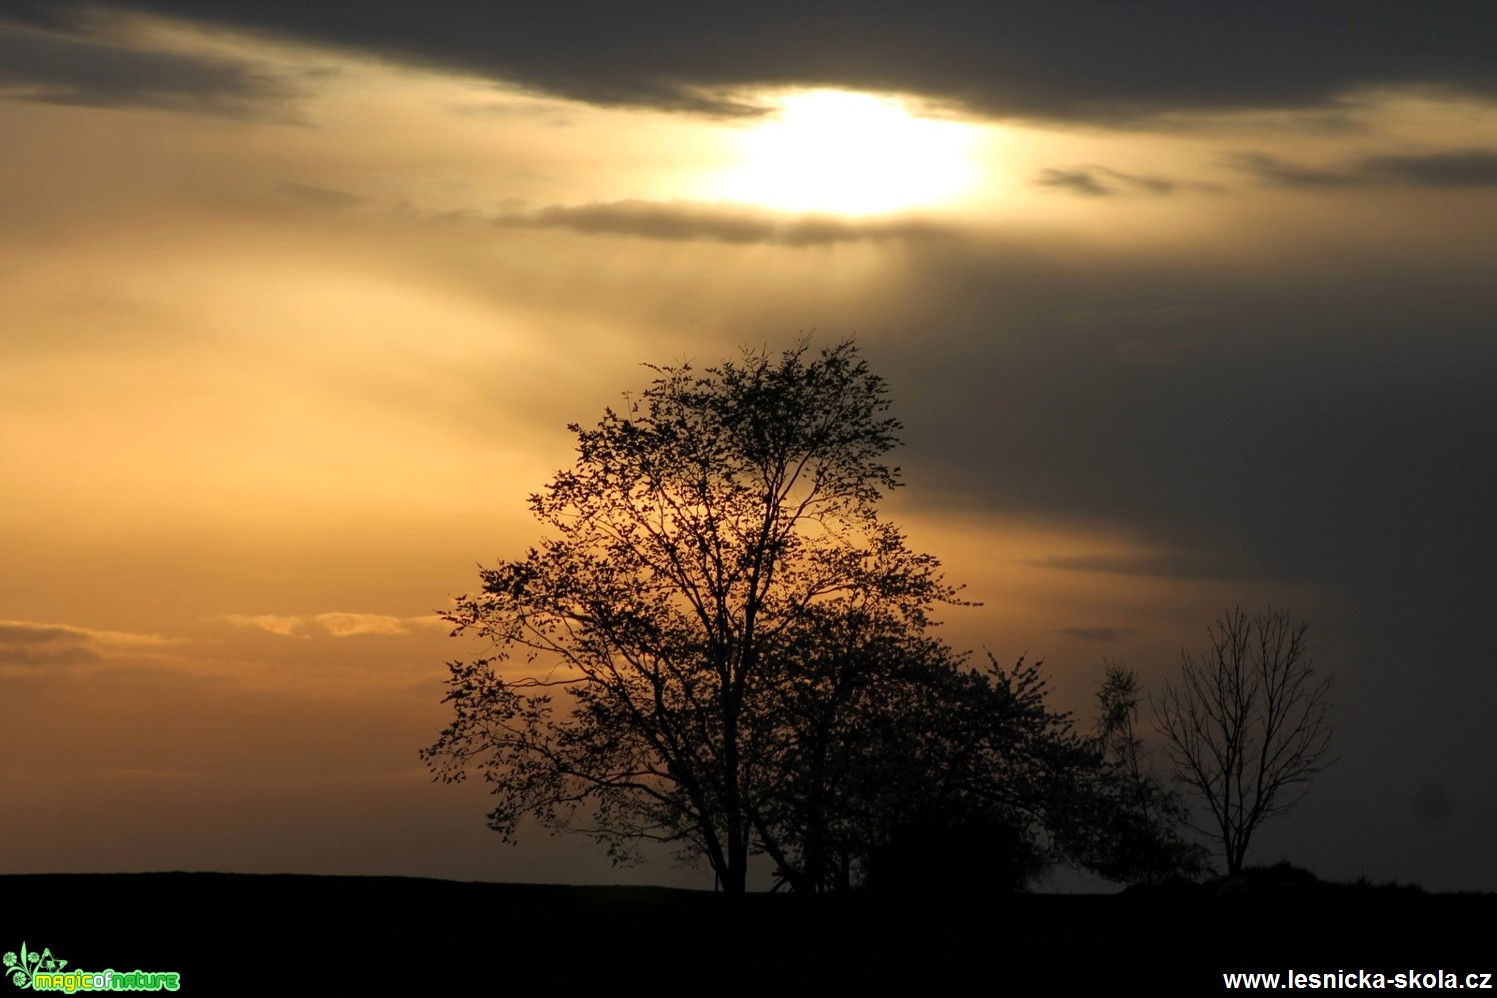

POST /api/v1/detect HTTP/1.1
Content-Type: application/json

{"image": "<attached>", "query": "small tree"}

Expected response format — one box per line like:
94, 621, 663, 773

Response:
851, 652, 1097, 894
1152, 607, 1333, 876
1076, 662, 1204, 885
774, 644, 1097, 894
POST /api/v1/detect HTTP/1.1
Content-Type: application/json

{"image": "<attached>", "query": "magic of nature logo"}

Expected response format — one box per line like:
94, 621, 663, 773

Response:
4, 943, 180, 992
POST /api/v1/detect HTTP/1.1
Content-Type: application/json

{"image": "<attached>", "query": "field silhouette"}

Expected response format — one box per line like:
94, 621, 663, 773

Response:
4, 868, 1489, 994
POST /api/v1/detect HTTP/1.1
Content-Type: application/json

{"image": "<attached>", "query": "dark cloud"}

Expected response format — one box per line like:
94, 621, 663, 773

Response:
1360, 149, 1497, 187
275, 188, 961, 244
492, 200, 956, 246
0, 1, 77, 30
0, 621, 106, 667
21, 1, 1497, 124
0, 21, 301, 118
1222, 151, 1360, 187
273, 181, 374, 211
0, 621, 79, 644
0, 621, 184, 664
859, 239, 1497, 888
858, 238, 1497, 706
1059, 626, 1138, 644
1228, 148, 1497, 189
0, 644, 102, 666
1028, 552, 1254, 581
1031, 166, 1210, 198
892, 270, 1497, 593
1032, 169, 1113, 198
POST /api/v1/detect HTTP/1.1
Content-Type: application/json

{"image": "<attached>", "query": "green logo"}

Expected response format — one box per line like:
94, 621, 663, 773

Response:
4, 943, 180, 993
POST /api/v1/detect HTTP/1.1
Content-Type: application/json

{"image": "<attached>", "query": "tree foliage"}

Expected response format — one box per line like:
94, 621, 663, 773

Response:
422, 339, 1113, 892
850, 652, 1101, 894
1152, 607, 1334, 877
1072, 662, 1206, 885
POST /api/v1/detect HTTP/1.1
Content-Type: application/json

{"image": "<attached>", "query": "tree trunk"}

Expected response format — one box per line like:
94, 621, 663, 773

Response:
723, 843, 748, 894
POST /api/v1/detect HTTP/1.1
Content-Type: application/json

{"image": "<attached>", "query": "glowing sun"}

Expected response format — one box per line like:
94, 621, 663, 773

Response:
713, 90, 979, 216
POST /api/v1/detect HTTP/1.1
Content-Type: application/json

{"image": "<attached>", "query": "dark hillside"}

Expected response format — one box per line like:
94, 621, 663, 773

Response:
1, 872, 1489, 994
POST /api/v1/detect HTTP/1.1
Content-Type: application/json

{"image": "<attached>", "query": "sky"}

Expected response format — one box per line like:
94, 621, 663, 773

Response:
2, 1, 1494, 892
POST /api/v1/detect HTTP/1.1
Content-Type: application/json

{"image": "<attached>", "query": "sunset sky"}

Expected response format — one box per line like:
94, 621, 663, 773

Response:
3, 1, 1494, 892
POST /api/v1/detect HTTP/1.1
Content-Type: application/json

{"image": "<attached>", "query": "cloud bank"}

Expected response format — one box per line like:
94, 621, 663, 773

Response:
15, 1, 1497, 124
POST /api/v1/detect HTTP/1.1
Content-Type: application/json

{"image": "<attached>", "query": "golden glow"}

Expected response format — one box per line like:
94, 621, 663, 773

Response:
3, 12, 1492, 890
712, 90, 979, 215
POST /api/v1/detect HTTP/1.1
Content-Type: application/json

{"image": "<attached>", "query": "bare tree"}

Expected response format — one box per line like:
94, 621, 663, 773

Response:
1152, 607, 1333, 876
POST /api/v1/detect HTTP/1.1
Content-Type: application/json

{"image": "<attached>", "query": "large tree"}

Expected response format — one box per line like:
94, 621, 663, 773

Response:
422, 340, 967, 892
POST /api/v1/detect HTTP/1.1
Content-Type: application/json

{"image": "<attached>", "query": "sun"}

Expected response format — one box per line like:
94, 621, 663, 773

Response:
711, 89, 979, 216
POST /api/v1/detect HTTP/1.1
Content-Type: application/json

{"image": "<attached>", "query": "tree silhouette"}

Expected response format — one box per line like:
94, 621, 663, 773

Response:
761, 622, 1096, 892
422, 338, 1128, 892
848, 652, 1096, 894
1072, 662, 1205, 885
1152, 607, 1334, 877
423, 340, 970, 892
